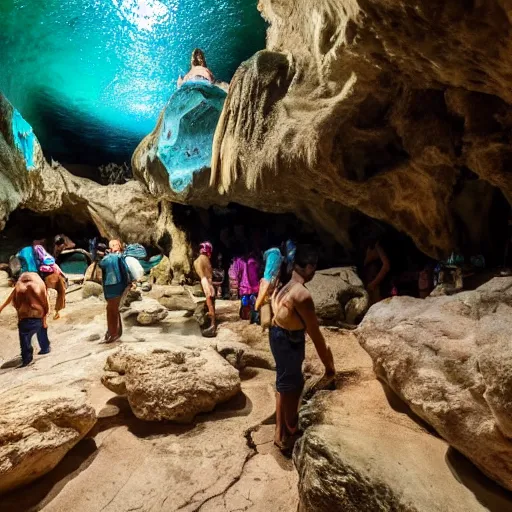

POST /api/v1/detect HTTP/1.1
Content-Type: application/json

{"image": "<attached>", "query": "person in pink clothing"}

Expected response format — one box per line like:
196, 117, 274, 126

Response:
229, 250, 260, 320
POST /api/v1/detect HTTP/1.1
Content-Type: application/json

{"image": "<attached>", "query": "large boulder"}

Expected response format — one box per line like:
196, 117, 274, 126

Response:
293, 330, 512, 511
294, 382, 507, 512
0, 386, 96, 494
307, 267, 368, 325
357, 277, 512, 490
101, 343, 241, 422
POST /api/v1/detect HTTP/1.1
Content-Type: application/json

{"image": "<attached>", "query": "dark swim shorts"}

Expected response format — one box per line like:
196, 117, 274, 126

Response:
269, 326, 306, 393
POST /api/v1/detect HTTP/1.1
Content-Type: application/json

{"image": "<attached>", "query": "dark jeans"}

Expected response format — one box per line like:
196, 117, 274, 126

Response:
269, 326, 306, 393
18, 318, 50, 365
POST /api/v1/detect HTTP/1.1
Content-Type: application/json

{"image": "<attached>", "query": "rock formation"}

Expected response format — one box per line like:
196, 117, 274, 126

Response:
357, 277, 512, 491
0, 92, 195, 279
102, 343, 241, 422
208, 0, 512, 258
0, 383, 96, 494
306, 267, 368, 325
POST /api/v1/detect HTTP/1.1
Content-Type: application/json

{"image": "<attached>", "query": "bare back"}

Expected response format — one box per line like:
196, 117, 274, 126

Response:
272, 281, 308, 331
184, 66, 214, 83
13, 272, 49, 320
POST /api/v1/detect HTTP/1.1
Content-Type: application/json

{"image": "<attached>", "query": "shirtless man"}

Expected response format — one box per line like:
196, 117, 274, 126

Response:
0, 272, 51, 367
194, 241, 216, 337
270, 244, 335, 452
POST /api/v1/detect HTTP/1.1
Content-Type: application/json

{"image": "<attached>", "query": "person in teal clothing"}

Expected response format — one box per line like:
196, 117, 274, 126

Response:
255, 240, 296, 311
99, 240, 132, 343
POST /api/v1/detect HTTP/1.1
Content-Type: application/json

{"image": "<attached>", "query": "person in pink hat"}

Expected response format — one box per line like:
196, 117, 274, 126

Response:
193, 241, 217, 337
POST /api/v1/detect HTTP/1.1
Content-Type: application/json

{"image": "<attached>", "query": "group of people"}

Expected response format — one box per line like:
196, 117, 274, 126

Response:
193, 239, 336, 452
1, 232, 336, 453
0, 237, 148, 365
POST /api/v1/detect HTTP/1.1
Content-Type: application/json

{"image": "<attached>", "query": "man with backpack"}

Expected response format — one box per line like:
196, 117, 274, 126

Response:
99, 240, 132, 343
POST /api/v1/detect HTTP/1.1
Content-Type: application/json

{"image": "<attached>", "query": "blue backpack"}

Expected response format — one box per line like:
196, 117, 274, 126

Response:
124, 243, 147, 260
17, 246, 38, 273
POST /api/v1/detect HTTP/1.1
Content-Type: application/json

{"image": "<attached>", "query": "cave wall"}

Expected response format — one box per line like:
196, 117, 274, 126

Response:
0, 92, 178, 253
208, 0, 512, 259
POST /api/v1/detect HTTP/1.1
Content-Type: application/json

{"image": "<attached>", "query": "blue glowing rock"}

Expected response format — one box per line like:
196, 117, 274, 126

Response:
157, 81, 227, 193
11, 109, 36, 170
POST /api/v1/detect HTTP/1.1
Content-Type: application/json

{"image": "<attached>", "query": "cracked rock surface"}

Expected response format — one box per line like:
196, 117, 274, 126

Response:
0, 289, 299, 511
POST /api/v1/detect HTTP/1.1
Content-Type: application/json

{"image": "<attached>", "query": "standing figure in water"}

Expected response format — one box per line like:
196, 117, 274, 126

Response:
194, 242, 217, 338
178, 48, 215, 87
269, 245, 335, 453
0, 272, 51, 367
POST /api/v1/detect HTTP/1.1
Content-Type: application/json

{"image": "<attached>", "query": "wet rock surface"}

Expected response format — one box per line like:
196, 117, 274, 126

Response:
357, 277, 512, 491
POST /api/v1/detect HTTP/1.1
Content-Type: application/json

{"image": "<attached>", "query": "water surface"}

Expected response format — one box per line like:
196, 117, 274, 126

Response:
0, 0, 266, 164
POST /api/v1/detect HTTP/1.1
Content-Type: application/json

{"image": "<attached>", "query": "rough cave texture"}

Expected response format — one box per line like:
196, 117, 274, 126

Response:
357, 277, 512, 491
306, 267, 369, 325
0, 384, 96, 494
102, 343, 241, 422
206, 0, 512, 258
0, 93, 195, 279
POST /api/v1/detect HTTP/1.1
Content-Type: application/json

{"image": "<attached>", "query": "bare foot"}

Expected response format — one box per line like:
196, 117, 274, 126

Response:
53, 312, 61, 320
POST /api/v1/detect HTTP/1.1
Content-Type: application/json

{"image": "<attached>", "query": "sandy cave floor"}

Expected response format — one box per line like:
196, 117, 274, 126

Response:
1, 286, 511, 511
0, 287, 302, 512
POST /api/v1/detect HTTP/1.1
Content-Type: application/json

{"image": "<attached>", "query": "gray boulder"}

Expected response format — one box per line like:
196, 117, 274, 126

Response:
307, 267, 369, 325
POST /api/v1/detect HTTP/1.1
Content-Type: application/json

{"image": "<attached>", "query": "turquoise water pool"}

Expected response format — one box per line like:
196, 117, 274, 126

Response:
0, 0, 265, 164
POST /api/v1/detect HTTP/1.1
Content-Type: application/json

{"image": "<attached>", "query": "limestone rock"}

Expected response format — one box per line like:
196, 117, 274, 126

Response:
0, 386, 96, 494
0, 271, 10, 287
357, 277, 512, 490
82, 281, 103, 299
158, 293, 196, 312
102, 343, 241, 422
215, 340, 275, 371
150, 256, 172, 286
294, 384, 504, 512
307, 267, 368, 325
122, 297, 168, 326
136, 308, 168, 326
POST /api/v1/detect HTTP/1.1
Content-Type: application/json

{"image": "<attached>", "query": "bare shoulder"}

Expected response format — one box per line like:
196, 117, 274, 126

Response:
294, 284, 313, 305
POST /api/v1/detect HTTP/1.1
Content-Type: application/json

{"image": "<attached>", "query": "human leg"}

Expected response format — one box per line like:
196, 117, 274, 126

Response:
269, 326, 305, 448
18, 318, 39, 366
106, 296, 122, 340
202, 296, 217, 337
53, 275, 66, 319
36, 325, 51, 354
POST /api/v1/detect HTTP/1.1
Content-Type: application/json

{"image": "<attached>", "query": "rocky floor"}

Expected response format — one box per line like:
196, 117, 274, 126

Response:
1, 284, 512, 511
0, 288, 298, 512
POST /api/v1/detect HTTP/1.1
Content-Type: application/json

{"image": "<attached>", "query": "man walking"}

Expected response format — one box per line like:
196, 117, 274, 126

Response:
270, 244, 335, 452
0, 272, 51, 367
